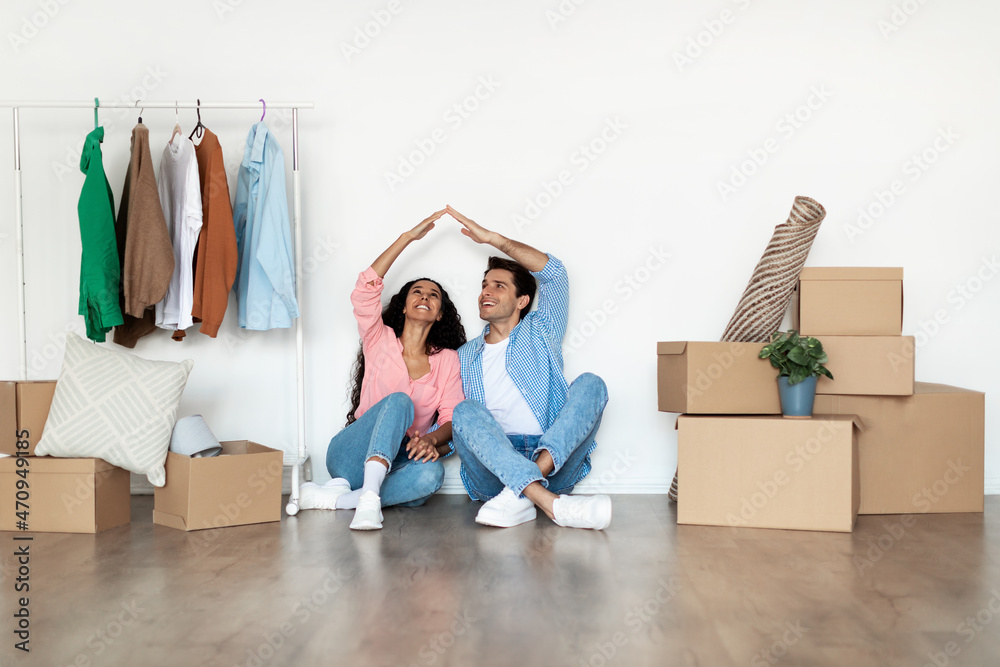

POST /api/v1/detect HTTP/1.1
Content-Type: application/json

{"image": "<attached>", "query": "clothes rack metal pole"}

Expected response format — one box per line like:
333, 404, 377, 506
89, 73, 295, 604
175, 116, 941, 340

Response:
3, 101, 315, 109
12, 108, 26, 383
286, 107, 308, 516
2, 99, 314, 513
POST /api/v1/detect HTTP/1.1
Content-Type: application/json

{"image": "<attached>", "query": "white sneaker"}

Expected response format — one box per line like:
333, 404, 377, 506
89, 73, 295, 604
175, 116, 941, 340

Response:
476, 487, 537, 528
552, 494, 612, 530
350, 490, 383, 530
298, 478, 352, 510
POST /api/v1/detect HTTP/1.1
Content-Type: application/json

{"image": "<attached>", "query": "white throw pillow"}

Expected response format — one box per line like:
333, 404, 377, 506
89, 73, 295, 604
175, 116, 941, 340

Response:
35, 333, 193, 487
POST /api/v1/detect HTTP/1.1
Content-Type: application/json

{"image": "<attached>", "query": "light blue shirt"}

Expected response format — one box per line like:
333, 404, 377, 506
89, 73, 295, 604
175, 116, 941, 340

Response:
233, 122, 299, 330
458, 254, 595, 483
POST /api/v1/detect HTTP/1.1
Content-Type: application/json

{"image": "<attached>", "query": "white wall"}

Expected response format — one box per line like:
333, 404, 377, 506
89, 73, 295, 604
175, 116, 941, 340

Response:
1, 0, 996, 494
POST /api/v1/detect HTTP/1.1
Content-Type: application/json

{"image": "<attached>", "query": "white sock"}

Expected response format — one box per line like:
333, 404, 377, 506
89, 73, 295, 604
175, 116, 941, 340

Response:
362, 460, 388, 495
335, 489, 362, 509
336, 461, 387, 509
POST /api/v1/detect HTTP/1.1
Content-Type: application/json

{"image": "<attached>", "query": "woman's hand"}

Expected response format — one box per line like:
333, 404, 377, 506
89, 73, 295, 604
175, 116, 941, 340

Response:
405, 209, 447, 242
405, 432, 441, 463
370, 208, 448, 278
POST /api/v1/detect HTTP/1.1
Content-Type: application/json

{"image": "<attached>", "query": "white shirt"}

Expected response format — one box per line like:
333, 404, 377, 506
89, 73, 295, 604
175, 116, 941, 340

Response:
156, 134, 203, 332
481, 337, 543, 436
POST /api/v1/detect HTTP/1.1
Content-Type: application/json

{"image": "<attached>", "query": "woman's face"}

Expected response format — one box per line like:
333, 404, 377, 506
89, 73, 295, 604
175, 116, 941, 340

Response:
403, 280, 444, 324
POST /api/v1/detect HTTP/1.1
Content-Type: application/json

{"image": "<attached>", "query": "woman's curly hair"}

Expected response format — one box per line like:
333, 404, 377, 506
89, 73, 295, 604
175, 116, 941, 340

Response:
346, 278, 466, 425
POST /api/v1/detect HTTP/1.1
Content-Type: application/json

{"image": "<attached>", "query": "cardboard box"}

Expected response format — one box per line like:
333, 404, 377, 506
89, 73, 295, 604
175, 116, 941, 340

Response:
814, 383, 984, 514
153, 440, 283, 531
677, 415, 862, 532
0, 380, 58, 456
793, 267, 903, 335
0, 456, 130, 533
657, 341, 780, 414
0, 383, 13, 454
812, 336, 915, 396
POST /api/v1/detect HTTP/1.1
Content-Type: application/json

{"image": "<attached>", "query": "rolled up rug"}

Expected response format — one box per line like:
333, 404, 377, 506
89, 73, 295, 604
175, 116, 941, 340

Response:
720, 196, 827, 343
668, 196, 826, 502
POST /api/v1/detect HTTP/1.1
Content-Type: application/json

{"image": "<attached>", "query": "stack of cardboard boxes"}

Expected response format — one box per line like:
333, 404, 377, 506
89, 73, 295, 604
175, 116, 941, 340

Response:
0, 380, 129, 533
658, 267, 985, 532
802, 269, 985, 516
0, 380, 284, 533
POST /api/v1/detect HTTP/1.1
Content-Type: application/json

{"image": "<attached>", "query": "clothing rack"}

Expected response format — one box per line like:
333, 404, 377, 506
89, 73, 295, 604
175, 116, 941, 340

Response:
2, 99, 314, 515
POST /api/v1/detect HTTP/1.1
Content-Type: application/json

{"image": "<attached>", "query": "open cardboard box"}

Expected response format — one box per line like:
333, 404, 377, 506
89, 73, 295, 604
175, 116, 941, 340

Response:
657, 341, 780, 414
815, 383, 984, 514
677, 414, 863, 532
793, 267, 903, 335
0, 456, 130, 533
0, 381, 58, 456
153, 440, 283, 531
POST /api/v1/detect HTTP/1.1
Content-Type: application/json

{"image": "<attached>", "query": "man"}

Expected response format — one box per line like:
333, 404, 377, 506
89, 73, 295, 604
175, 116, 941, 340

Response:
446, 205, 612, 530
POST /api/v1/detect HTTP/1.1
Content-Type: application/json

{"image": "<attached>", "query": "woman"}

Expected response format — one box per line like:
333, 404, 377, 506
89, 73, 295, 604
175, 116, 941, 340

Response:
298, 209, 466, 530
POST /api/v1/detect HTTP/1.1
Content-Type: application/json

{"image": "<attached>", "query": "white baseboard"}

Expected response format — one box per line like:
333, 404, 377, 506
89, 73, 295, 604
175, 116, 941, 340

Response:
132, 470, 1000, 497
130, 460, 315, 496
986, 478, 1000, 495
436, 478, 672, 494
132, 473, 672, 496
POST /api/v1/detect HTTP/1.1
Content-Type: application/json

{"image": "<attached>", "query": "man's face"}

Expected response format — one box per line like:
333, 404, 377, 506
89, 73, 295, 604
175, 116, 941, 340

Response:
478, 268, 527, 323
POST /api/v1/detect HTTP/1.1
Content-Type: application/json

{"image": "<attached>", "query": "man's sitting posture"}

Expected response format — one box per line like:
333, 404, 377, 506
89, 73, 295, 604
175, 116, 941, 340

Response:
447, 205, 612, 530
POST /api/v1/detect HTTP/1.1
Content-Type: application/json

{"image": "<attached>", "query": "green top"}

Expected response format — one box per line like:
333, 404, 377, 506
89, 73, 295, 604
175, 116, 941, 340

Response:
78, 126, 123, 341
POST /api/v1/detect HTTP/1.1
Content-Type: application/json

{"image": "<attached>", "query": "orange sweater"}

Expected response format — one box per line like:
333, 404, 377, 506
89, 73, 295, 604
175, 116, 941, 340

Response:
191, 129, 238, 337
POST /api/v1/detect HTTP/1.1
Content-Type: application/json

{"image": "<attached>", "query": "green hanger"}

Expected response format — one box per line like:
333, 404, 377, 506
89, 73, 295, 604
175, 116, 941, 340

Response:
94, 97, 99, 129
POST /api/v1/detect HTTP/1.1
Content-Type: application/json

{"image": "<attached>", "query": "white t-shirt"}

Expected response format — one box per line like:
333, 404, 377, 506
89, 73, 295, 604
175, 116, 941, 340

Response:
155, 134, 203, 332
481, 337, 543, 436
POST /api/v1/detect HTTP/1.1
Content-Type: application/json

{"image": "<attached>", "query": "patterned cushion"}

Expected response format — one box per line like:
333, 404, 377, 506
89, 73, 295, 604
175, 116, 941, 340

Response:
35, 333, 193, 486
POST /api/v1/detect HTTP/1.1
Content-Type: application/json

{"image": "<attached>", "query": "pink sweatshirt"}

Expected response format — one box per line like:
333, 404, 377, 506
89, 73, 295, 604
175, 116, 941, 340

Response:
352, 267, 464, 437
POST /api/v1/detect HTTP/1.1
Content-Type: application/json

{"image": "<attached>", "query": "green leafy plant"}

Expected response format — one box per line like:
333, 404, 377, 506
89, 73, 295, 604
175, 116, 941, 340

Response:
758, 330, 834, 385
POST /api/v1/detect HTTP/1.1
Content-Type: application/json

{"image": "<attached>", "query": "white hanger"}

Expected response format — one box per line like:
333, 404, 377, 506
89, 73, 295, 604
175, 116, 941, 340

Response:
169, 100, 182, 144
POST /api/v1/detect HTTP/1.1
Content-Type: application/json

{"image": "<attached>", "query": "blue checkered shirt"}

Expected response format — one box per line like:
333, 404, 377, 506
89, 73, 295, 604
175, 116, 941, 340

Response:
457, 254, 595, 488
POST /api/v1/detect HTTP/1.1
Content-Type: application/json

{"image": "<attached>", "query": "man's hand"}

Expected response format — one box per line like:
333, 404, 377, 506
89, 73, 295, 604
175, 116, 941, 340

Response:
446, 205, 497, 245
447, 205, 548, 272
405, 432, 440, 463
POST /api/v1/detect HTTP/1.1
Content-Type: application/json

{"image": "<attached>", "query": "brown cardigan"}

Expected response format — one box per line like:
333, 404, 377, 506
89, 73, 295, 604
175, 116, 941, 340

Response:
191, 128, 238, 337
113, 123, 174, 348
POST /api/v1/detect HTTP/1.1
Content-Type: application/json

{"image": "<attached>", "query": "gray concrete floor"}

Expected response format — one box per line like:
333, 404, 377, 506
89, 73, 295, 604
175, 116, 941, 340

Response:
2, 495, 999, 666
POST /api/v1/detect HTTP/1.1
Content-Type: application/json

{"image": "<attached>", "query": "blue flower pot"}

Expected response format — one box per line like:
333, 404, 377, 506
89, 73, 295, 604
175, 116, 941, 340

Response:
777, 375, 817, 418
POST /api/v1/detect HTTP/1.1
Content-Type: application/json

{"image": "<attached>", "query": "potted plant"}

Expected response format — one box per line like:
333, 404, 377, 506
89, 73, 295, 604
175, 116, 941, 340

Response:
758, 330, 833, 418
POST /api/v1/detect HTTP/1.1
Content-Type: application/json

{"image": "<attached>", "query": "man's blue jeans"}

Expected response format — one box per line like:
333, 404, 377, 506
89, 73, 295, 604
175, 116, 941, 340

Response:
325, 392, 444, 507
452, 372, 608, 501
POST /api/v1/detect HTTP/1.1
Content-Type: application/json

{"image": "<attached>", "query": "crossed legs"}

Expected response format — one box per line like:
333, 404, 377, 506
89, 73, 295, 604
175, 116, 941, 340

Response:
452, 373, 612, 529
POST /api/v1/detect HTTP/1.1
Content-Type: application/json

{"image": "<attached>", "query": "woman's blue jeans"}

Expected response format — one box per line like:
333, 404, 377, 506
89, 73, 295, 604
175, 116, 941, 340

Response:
325, 392, 444, 508
452, 372, 608, 501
